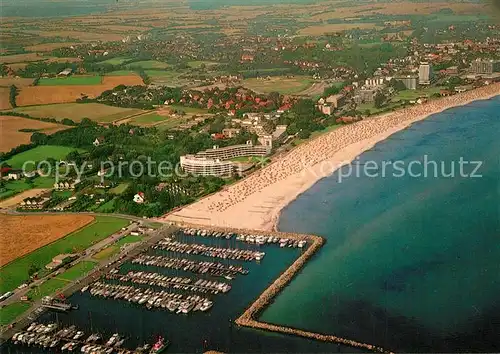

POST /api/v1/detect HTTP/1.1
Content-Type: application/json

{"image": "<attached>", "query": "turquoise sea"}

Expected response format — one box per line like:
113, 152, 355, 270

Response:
263, 96, 500, 352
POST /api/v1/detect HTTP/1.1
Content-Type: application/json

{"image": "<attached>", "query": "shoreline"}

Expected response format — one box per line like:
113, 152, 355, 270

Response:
163, 84, 500, 231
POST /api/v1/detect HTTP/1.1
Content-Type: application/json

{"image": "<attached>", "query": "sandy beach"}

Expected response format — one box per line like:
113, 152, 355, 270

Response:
163, 83, 500, 231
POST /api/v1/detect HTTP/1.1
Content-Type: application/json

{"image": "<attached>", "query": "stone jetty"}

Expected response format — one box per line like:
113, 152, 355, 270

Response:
172, 223, 393, 353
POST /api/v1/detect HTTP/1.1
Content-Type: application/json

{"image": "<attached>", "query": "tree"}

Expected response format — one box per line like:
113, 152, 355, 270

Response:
9, 85, 18, 108
28, 263, 40, 277
390, 79, 407, 92
374, 92, 386, 109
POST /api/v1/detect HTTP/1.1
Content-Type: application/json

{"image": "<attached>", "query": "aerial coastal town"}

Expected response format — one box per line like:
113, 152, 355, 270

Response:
0, 0, 499, 353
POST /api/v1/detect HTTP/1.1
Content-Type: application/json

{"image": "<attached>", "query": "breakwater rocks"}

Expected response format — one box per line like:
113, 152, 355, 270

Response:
170, 223, 392, 353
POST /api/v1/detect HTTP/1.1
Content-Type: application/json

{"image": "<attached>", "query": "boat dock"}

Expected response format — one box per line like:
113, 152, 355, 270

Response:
154, 237, 266, 262
105, 271, 232, 294
131, 254, 248, 278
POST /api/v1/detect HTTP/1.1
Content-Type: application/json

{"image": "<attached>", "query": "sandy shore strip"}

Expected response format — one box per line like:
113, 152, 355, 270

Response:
163, 84, 500, 231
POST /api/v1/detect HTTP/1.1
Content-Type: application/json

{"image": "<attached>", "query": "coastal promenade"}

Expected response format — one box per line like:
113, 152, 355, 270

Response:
164, 83, 500, 231
175, 223, 391, 353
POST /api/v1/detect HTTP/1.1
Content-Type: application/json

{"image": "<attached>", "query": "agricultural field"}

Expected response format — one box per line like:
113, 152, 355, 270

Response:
0, 78, 35, 87
126, 60, 169, 69
15, 75, 144, 106
242, 76, 314, 95
11, 103, 146, 123
0, 214, 95, 267
298, 23, 381, 36
38, 75, 102, 86
187, 61, 219, 68
109, 183, 129, 195
98, 57, 132, 65
6, 145, 84, 168
0, 53, 50, 64
0, 115, 69, 152
0, 179, 53, 203
0, 87, 11, 110
0, 215, 129, 293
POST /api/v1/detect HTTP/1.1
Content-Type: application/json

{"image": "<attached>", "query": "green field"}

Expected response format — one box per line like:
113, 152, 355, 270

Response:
129, 113, 169, 125
243, 76, 313, 95
56, 261, 96, 281
26, 278, 68, 301
0, 177, 54, 201
94, 198, 116, 213
6, 145, 85, 169
0, 302, 31, 326
168, 105, 208, 114
11, 103, 146, 123
187, 61, 219, 68
127, 60, 169, 69
109, 183, 129, 194
38, 76, 102, 86
98, 57, 131, 65
0, 216, 129, 293
93, 235, 142, 260
393, 87, 445, 101
106, 70, 139, 76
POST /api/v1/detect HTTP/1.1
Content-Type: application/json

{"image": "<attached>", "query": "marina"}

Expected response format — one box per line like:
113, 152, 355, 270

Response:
10, 322, 167, 353
3, 225, 320, 353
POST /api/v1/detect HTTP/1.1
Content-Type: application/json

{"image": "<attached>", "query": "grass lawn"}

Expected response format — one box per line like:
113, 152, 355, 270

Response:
109, 183, 129, 195
243, 76, 313, 95
94, 199, 116, 213
0, 302, 31, 326
0, 216, 129, 293
26, 278, 68, 301
393, 87, 445, 101
38, 76, 102, 86
56, 261, 96, 281
93, 235, 142, 261
127, 60, 169, 69
0, 177, 54, 201
6, 145, 85, 169
293, 124, 341, 145
129, 113, 169, 125
11, 103, 145, 123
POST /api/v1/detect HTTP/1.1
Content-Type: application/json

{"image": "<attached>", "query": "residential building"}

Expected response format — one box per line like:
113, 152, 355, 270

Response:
471, 59, 500, 75
197, 142, 271, 161
133, 192, 145, 204
396, 76, 418, 90
419, 62, 432, 85
45, 254, 77, 270
180, 155, 234, 177
325, 94, 346, 109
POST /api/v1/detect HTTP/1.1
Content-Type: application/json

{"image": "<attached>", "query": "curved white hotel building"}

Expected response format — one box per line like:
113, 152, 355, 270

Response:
180, 141, 271, 177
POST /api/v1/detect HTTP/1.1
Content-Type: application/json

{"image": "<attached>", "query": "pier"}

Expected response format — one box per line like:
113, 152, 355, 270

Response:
176, 223, 393, 353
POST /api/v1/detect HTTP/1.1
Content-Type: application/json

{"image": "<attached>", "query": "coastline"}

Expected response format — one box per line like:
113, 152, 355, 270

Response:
163, 84, 500, 231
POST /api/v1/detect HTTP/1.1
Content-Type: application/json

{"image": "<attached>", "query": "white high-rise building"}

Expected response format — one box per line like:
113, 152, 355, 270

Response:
419, 62, 432, 85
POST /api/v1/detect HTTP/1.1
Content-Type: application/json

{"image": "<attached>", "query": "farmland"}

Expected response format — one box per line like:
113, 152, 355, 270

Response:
126, 60, 169, 69
0, 87, 11, 110
127, 112, 169, 126
98, 57, 132, 65
38, 75, 103, 86
0, 215, 129, 293
0, 179, 53, 203
0, 78, 34, 87
0, 214, 95, 267
0, 115, 69, 152
11, 103, 146, 123
6, 145, 85, 168
243, 76, 314, 95
15, 75, 144, 106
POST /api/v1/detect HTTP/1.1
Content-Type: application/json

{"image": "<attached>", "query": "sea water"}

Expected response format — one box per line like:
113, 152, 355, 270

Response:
264, 96, 500, 352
